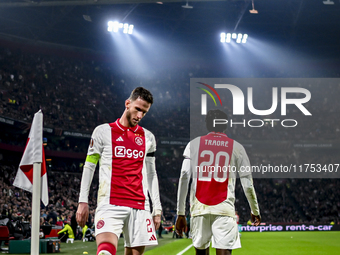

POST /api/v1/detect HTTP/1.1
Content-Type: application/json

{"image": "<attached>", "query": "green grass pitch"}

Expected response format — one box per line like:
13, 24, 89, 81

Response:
145, 231, 340, 255
7, 231, 340, 255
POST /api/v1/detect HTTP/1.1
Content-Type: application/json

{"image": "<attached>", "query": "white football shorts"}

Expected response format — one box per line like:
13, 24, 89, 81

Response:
191, 214, 241, 250
95, 204, 158, 247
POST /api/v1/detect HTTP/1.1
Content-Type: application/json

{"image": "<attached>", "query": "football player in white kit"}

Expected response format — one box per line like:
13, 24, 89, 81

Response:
176, 109, 261, 255
76, 87, 162, 255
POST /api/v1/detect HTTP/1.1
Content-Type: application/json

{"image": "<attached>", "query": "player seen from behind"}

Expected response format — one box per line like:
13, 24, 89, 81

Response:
176, 109, 261, 255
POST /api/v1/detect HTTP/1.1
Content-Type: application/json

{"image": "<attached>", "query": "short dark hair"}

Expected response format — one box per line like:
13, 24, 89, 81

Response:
129, 87, 153, 105
205, 109, 228, 132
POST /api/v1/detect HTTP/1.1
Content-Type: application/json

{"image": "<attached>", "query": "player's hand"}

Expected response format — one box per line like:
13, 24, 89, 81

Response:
251, 213, 261, 226
175, 215, 187, 237
76, 202, 89, 228
153, 215, 161, 231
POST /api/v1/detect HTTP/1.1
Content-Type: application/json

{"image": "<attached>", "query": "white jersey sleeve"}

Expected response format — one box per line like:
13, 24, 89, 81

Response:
144, 129, 162, 216
177, 158, 191, 216
177, 142, 191, 215
233, 141, 252, 178
78, 124, 105, 203
146, 129, 156, 154
183, 141, 190, 158
240, 175, 260, 216
234, 141, 260, 216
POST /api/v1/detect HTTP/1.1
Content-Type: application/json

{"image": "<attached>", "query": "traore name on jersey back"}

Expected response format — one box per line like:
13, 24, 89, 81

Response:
204, 139, 229, 147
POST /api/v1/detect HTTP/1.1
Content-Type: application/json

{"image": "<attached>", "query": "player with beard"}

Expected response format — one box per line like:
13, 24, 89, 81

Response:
176, 109, 260, 255
76, 87, 162, 255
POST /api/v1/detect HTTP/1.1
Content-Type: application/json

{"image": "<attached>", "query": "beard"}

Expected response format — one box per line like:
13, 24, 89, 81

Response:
126, 110, 137, 127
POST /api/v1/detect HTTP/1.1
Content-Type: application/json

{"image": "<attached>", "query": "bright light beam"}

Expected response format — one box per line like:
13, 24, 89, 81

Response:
242, 34, 248, 43
108, 21, 134, 34
220, 32, 226, 43
226, 33, 231, 43
236, 33, 242, 43
220, 33, 248, 44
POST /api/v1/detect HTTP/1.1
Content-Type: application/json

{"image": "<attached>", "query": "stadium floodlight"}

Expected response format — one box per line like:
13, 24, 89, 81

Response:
128, 24, 134, 34
323, 0, 334, 4
113, 21, 119, 32
242, 34, 248, 43
220, 33, 248, 44
123, 23, 129, 34
236, 33, 242, 43
108, 21, 134, 34
107, 21, 114, 32
226, 33, 231, 43
220, 32, 226, 43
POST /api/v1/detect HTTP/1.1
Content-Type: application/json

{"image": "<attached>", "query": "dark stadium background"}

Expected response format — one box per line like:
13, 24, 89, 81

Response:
0, 0, 339, 239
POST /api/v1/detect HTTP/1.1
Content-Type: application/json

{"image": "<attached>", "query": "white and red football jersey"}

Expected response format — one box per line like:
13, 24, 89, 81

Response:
177, 132, 259, 218
80, 119, 160, 213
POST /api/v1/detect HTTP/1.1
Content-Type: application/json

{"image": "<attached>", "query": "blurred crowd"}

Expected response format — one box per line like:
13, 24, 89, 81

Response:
0, 47, 190, 142
2, 46, 340, 146
236, 178, 340, 224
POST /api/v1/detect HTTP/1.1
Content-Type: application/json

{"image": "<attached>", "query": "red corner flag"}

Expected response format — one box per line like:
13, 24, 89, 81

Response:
13, 110, 49, 206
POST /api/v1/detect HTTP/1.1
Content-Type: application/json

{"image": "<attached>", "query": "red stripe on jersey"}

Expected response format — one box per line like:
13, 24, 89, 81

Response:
196, 133, 234, 206
109, 121, 146, 210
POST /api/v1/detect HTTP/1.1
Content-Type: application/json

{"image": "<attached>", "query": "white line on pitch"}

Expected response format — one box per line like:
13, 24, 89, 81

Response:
176, 244, 194, 255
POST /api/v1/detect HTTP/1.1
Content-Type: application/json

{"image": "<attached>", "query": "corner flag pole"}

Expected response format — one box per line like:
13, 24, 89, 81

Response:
31, 162, 42, 255
13, 109, 48, 254
31, 110, 43, 255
